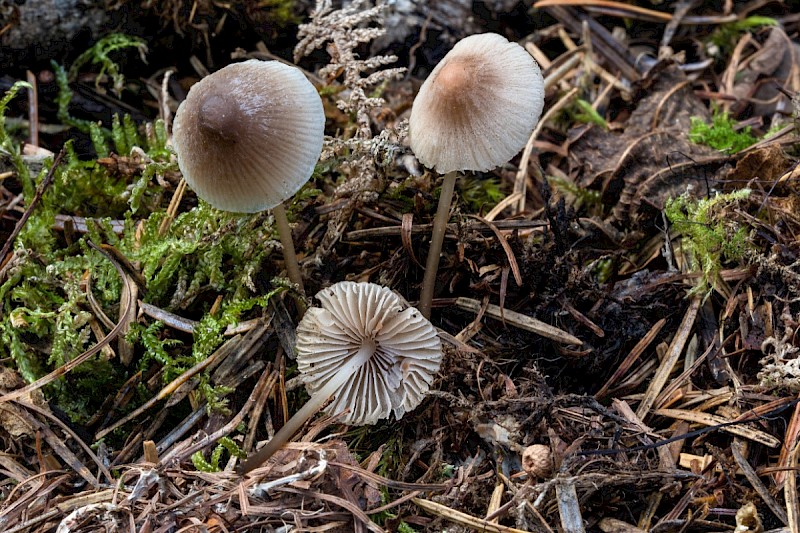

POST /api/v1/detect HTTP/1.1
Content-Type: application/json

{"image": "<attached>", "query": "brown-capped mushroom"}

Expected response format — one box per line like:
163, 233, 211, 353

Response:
408, 33, 545, 317
238, 281, 442, 474
172, 59, 324, 293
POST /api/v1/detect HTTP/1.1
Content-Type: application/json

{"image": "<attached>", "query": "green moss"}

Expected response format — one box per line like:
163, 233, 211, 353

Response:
112, 113, 143, 155
0, 81, 34, 197
129, 322, 182, 368
709, 16, 777, 57
461, 175, 505, 212
54, 358, 125, 424
547, 175, 601, 210
48, 143, 130, 217
591, 257, 614, 284
385, 176, 423, 212
69, 33, 148, 96
439, 463, 455, 479
288, 182, 322, 211
572, 99, 608, 129
257, 0, 301, 26
128, 206, 280, 306
191, 436, 244, 472
689, 107, 758, 153
665, 189, 752, 296
53, 31, 148, 139
52, 62, 100, 134
0, 74, 288, 426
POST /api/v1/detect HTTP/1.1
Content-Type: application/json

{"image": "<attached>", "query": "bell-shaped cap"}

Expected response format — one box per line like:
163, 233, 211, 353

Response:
295, 281, 442, 425
409, 33, 545, 174
172, 59, 325, 213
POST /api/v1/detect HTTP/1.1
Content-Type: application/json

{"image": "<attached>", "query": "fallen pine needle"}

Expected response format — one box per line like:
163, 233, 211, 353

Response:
456, 297, 582, 345
636, 298, 700, 419
413, 497, 535, 533
654, 409, 780, 448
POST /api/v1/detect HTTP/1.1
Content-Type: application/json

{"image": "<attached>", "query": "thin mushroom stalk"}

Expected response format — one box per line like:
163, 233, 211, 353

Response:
408, 34, 545, 317
272, 203, 304, 295
237, 340, 375, 474
418, 170, 458, 319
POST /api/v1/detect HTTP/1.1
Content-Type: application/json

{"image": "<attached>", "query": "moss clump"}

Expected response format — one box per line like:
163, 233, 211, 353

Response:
0, 74, 288, 425
689, 108, 758, 153
461, 175, 505, 213
665, 189, 752, 296
191, 436, 245, 472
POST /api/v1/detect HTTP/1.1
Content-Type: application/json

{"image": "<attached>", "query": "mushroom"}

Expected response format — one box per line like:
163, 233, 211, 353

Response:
409, 33, 545, 318
172, 59, 324, 294
238, 281, 442, 474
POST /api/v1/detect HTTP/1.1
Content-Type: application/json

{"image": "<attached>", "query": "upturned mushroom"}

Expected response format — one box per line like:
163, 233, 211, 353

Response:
238, 281, 442, 474
172, 59, 325, 294
409, 33, 545, 318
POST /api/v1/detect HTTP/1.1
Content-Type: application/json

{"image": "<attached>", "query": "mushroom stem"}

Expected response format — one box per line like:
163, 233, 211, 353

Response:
237, 339, 376, 475
418, 170, 458, 319
272, 202, 305, 295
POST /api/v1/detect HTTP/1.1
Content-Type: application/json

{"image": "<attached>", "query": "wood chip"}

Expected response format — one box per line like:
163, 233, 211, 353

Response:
655, 409, 781, 448
556, 479, 585, 533
731, 440, 787, 525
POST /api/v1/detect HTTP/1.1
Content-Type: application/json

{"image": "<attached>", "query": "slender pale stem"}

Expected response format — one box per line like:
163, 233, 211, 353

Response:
237, 340, 376, 475
418, 171, 458, 319
272, 202, 304, 295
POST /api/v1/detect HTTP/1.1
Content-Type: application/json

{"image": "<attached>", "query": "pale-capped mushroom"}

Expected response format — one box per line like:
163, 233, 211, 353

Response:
238, 281, 442, 474
408, 33, 545, 317
172, 59, 324, 293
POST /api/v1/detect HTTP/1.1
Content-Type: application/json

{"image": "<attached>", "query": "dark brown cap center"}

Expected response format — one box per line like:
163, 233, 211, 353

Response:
199, 94, 242, 143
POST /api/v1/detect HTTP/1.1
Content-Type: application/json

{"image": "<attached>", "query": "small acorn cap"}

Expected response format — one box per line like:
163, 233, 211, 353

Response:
296, 281, 442, 425
408, 33, 544, 174
172, 59, 325, 213
522, 444, 552, 478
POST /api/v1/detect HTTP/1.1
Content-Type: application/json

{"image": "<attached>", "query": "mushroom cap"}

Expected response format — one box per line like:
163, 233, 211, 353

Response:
296, 281, 442, 425
172, 59, 325, 213
408, 33, 544, 174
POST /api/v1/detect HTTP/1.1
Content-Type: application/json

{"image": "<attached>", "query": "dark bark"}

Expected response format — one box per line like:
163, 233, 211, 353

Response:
0, 0, 112, 69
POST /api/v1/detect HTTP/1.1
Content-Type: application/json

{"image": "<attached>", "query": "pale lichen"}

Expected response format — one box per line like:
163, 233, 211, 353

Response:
759, 334, 800, 392
295, 0, 406, 263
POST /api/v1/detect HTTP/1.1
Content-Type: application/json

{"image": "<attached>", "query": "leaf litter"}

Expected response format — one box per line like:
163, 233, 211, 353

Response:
1, 0, 800, 532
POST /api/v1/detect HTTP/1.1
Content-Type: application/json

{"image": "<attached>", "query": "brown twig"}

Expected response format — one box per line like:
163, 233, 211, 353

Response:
0, 147, 64, 274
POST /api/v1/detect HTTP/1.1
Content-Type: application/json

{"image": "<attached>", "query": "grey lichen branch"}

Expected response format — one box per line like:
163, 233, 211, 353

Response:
295, 0, 405, 140
295, 0, 408, 264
